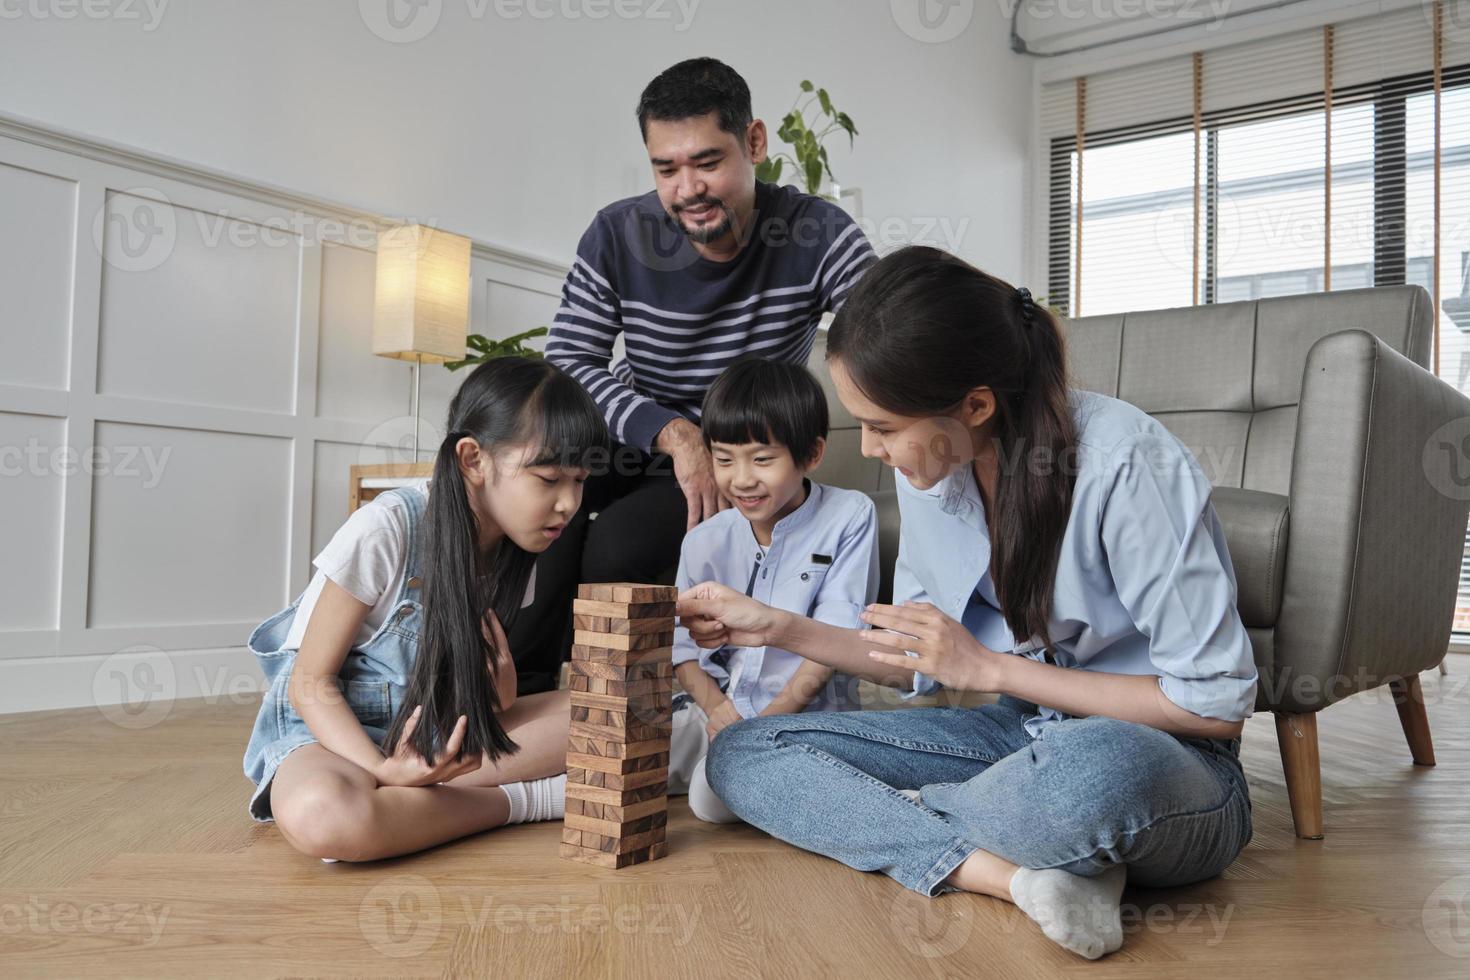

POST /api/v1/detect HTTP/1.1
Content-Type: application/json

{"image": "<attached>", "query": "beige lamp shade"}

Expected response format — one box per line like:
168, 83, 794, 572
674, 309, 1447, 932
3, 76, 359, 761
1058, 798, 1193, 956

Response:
371, 224, 471, 363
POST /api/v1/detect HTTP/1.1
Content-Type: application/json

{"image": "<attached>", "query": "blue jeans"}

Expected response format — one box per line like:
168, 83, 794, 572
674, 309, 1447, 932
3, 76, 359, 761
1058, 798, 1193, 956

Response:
705, 695, 1252, 897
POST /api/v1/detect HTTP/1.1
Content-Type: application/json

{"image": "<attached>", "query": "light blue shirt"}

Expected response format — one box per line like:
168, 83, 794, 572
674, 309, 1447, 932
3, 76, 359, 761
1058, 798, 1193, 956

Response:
894, 388, 1259, 738
675, 479, 880, 717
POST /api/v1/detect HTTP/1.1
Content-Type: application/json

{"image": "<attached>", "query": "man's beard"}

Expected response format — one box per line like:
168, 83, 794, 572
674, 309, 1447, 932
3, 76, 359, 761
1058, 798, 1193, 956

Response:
673, 198, 733, 244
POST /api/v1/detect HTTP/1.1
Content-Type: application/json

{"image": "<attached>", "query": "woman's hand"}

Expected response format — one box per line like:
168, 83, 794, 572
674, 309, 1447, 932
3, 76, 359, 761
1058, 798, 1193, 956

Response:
861, 601, 1002, 693
676, 582, 783, 649
704, 698, 744, 741
374, 706, 483, 787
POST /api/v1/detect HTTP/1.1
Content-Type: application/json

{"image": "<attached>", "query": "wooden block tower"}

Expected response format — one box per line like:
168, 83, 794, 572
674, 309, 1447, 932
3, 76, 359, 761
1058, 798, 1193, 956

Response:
560, 582, 677, 868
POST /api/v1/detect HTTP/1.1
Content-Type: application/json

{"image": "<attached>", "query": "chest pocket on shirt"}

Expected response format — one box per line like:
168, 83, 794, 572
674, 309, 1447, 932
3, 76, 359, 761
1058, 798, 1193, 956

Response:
783, 564, 833, 617
343, 678, 393, 729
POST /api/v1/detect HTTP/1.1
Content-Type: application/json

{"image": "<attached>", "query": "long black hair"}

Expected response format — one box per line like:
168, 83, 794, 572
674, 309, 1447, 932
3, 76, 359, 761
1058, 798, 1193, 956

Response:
827, 245, 1078, 653
383, 356, 609, 765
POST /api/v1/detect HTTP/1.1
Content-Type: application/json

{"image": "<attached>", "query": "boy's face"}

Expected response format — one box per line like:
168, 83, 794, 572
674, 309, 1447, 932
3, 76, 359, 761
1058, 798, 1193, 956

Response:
709, 437, 823, 530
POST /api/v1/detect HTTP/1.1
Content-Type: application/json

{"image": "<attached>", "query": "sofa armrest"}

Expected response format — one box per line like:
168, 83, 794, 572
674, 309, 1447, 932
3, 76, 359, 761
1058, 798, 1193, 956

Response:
1273, 329, 1470, 712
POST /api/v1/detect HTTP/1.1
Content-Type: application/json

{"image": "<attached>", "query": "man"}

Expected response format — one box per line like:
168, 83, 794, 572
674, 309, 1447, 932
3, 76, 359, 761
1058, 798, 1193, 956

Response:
510, 57, 875, 693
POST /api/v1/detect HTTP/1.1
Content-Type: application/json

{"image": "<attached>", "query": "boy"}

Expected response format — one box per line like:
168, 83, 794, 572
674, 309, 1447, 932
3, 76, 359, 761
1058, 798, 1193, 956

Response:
670, 357, 880, 822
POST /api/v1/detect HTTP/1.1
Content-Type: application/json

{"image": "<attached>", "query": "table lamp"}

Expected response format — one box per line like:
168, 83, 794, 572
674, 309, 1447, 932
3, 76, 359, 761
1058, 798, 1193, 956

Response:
371, 223, 471, 462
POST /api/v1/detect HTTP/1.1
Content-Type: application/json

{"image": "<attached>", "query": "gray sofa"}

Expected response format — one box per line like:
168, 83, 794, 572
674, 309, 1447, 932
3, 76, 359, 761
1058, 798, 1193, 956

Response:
806, 285, 1470, 839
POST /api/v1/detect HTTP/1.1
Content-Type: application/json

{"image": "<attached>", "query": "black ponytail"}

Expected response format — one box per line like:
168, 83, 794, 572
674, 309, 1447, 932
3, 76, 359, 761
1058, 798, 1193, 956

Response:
827, 246, 1078, 654
383, 356, 609, 766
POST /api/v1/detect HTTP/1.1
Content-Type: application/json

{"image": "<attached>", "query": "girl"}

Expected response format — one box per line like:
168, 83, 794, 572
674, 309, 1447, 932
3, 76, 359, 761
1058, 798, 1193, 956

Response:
677, 246, 1257, 960
242, 356, 609, 862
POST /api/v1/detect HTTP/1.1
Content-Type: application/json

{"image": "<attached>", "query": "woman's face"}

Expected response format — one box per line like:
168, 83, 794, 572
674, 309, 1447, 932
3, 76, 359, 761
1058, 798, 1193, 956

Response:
828, 358, 986, 491
458, 439, 588, 553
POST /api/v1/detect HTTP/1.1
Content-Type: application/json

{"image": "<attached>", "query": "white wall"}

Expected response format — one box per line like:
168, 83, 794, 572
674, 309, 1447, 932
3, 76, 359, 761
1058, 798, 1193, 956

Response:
0, 0, 1032, 276
0, 1, 1034, 713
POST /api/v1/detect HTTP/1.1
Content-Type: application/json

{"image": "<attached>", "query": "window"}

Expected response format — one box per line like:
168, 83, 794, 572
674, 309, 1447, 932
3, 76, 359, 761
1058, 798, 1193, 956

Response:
1042, 7, 1470, 647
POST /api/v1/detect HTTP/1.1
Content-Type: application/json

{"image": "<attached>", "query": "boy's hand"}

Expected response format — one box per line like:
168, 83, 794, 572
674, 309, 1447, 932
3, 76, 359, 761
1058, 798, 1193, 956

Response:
705, 698, 744, 741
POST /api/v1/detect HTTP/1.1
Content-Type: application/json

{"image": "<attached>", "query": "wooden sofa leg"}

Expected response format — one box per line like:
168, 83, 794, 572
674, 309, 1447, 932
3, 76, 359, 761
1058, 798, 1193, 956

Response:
1389, 674, 1436, 767
1274, 711, 1324, 840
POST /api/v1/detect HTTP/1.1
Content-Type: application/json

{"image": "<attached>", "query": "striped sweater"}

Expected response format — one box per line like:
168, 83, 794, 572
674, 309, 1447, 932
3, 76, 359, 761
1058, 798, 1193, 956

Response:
545, 180, 876, 453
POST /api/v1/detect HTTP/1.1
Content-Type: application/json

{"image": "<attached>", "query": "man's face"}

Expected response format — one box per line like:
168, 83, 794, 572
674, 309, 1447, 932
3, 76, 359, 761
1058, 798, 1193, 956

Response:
644, 111, 764, 246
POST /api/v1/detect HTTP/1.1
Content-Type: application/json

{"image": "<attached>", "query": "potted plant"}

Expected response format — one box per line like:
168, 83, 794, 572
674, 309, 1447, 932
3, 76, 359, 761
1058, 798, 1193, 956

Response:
444, 327, 548, 371
755, 80, 858, 202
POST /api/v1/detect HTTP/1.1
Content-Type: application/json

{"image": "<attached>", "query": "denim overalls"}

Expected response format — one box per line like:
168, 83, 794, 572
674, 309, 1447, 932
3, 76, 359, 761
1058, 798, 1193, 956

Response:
242, 487, 426, 822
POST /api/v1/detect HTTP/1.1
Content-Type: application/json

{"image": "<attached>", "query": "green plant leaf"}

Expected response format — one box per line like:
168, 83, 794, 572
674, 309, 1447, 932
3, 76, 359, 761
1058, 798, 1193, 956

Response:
818, 88, 833, 117
800, 79, 813, 92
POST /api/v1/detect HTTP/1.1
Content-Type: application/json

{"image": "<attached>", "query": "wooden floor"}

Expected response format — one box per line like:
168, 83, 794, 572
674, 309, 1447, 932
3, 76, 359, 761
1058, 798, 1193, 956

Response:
2, 666, 1468, 978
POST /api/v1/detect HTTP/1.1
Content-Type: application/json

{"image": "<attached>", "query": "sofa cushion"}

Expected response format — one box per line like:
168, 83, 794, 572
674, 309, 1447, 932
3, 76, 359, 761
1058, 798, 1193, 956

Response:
1210, 487, 1290, 628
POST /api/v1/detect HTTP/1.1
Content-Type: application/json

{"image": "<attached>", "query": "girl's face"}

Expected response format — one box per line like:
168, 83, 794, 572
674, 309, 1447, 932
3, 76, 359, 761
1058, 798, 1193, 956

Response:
828, 358, 992, 491
458, 439, 588, 552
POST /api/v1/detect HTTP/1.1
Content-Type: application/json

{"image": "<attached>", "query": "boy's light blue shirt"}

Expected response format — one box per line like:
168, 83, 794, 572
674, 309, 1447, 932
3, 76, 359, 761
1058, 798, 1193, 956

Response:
894, 388, 1259, 738
674, 479, 880, 718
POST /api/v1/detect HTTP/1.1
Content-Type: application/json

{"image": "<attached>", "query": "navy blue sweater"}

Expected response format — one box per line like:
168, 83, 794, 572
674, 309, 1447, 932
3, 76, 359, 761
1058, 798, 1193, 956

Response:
545, 180, 876, 452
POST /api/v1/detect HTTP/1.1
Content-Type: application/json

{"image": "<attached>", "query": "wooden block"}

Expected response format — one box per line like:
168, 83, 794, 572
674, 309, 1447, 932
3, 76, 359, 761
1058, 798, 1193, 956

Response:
576, 826, 667, 856
568, 658, 672, 682
577, 583, 678, 604
568, 674, 664, 698
567, 733, 672, 760
571, 598, 676, 620
565, 765, 668, 792
566, 749, 670, 775
570, 718, 670, 743
568, 690, 674, 719
572, 613, 677, 637
570, 644, 672, 667
564, 808, 668, 839
564, 779, 666, 807
560, 841, 664, 868
573, 629, 675, 652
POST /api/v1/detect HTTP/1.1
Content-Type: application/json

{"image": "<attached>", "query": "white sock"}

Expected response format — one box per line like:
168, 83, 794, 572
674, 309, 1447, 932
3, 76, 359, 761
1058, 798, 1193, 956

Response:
500, 773, 567, 824
1009, 863, 1127, 960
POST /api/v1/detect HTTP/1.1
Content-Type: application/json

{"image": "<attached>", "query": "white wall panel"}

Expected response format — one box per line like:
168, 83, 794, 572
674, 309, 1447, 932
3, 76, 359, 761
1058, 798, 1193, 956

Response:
87, 421, 292, 629
0, 412, 66, 635
0, 162, 75, 391
96, 192, 301, 414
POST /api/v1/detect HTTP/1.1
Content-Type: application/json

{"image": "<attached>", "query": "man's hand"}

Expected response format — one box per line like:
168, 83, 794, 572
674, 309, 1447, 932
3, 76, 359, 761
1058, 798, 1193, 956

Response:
655, 418, 728, 531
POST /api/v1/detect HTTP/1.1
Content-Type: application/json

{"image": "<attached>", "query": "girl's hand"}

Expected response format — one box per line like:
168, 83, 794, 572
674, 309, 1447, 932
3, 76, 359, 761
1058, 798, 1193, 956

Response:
704, 698, 744, 741
861, 601, 1001, 693
677, 582, 781, 649
484, 610, 517, 711
374, 706, 483, 787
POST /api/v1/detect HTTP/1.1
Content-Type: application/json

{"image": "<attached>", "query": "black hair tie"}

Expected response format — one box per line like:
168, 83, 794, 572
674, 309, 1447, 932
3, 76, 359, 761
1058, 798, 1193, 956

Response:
1015, 286, 1035, 325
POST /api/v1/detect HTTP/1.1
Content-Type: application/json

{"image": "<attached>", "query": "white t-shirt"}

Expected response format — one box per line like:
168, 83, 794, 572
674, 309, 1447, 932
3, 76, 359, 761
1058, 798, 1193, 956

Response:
282, 483, 536, 651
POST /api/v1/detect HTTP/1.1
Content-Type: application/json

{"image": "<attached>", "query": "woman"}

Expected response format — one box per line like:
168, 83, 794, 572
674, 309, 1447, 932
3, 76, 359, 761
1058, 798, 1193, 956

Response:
676, 246, 1257, 960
